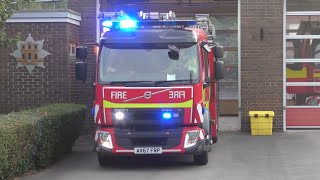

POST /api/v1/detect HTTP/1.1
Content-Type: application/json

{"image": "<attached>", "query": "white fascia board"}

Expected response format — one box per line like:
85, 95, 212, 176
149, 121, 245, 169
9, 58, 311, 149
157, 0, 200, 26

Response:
6, 11, 81, 26
286, 11, 320, 16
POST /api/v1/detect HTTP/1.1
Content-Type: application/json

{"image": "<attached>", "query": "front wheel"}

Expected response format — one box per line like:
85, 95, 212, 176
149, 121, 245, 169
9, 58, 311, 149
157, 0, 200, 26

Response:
194, 151, 208, 165
212, 136, 218, 144
97, 152, 113, 166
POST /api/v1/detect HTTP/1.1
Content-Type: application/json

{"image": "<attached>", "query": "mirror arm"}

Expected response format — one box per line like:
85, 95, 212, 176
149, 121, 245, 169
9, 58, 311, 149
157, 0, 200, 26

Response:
85, 42, 99, 46
203, 80, 218, 89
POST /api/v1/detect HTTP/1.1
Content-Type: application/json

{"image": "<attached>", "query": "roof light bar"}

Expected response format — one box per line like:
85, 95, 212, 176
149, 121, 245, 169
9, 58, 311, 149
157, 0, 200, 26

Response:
101, 20, 197, 29
102, 21, 112, 28
99, 11, 197, 30
119, 19, 137, 29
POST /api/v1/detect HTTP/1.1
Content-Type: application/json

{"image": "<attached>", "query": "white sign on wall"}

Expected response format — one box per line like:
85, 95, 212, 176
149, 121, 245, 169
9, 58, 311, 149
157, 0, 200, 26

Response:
10, 34, 51, 74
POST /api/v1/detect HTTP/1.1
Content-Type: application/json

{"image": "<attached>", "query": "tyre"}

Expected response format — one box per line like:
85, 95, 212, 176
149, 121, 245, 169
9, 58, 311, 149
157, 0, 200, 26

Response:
212, 136, 218, 144
97, 152, 113, 166
194, 151, 208, 165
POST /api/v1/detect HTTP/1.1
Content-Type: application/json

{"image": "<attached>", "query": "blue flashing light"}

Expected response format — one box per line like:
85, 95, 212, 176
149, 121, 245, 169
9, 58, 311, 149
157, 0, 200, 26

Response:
102, 20, 113, 28
91, 107, 94, 116
119, 19, 137, 29
162, 112, 172, 119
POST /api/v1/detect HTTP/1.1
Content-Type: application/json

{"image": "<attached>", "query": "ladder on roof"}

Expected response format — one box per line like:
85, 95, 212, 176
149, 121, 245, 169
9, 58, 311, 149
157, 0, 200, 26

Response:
195, 14, 216, 47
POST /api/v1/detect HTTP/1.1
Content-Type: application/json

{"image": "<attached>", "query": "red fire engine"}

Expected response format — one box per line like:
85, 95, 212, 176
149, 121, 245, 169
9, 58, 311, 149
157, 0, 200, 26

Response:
75, 11, 224, 166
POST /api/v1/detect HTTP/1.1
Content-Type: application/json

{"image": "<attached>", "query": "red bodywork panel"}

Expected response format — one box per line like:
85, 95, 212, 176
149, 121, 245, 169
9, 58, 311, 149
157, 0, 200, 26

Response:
102, 86, 194, 125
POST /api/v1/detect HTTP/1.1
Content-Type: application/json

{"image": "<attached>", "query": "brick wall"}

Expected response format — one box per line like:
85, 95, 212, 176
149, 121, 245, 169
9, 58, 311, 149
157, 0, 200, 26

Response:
0, 18, 83, 114
0, 22, 80, 113
67, 23, 81, 103
69, 0, 98, 134
240, 0, 284, 131
101, 0, 237, 16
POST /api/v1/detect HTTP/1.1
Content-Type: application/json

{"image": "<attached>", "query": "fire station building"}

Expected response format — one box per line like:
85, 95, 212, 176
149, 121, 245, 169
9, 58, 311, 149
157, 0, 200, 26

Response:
1, 0, 320, 132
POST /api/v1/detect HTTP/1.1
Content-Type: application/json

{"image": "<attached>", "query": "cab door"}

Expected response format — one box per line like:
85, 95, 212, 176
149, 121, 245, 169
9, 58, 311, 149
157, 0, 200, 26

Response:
201, 44, 215, 137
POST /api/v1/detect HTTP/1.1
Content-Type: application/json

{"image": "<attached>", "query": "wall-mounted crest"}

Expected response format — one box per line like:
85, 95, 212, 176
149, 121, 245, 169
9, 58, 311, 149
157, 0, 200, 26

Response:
10, 34, 51, 74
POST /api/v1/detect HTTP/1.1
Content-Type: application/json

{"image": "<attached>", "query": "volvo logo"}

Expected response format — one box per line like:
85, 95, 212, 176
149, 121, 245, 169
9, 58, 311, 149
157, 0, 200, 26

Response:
143, 91, 152, 99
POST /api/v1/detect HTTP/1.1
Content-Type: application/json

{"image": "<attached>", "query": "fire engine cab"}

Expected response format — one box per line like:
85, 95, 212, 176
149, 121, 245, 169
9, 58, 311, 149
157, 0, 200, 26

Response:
75, 10, 225, 166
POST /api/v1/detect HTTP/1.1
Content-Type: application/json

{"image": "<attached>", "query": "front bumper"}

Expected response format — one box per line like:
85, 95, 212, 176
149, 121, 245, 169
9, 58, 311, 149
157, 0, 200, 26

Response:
95, 127, 209, 155
96, 139, 208, 155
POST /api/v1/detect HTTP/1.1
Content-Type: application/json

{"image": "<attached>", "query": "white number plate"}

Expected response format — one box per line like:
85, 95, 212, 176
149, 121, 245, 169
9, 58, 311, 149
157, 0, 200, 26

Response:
134, 147, 162, 154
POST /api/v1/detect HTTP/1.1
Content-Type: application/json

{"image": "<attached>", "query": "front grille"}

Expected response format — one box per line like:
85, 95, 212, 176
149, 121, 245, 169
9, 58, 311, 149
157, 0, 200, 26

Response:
133, 112, 158, 120
134, 125, 163, 131
112, 108, 184, 131
114, 128, 183, 149
112, 108, 184, 149
132, 138, 167, 146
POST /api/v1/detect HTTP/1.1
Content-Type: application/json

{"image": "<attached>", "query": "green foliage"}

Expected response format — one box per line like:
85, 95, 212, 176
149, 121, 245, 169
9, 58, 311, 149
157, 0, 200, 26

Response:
0, 103, 87, 180
0, 0, 69, 47
0, 0, 31, 47
19, 0, 69, 10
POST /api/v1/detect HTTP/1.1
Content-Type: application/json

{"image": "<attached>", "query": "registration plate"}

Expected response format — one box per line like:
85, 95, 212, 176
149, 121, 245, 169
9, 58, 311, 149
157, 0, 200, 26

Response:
134, 147, 162, 154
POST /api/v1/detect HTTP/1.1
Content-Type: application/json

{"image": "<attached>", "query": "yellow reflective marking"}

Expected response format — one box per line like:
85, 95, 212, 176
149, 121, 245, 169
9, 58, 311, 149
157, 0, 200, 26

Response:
202, 86, 210, 110
103, 100, 193, 108
314, 71, 320, 78
205, 100, 210, 109
286, 67, 307, 78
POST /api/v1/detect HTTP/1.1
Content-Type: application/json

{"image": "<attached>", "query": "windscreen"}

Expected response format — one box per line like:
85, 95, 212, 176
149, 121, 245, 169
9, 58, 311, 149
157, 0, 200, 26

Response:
99, 43, 199, 84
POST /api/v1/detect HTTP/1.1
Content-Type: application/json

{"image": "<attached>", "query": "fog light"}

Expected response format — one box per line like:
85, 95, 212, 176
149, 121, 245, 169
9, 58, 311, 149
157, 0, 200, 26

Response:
184, 130, 199, 148
115, 112, 125, 120
97, 132, 113, 149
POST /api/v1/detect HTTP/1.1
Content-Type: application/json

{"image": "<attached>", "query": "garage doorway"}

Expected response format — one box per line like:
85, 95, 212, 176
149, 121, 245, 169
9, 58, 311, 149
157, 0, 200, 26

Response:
285, 0, 320, 128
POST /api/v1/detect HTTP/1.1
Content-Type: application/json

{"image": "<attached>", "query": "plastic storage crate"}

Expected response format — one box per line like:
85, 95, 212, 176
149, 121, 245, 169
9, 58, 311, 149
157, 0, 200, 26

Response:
249, 111, 274, 136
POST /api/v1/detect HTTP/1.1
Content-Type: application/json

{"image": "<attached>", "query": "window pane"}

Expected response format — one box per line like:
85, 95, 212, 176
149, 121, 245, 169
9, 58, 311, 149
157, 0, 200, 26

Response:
286, 39, 320, 59
220, 67, 238, 82
286, 62, 320, 82
222, 51, 238, 65
286, 15, 320, 36
210, 16, 237, 30
286, 86, 320, 106
216, 32, 238, 47
287, 0, 320, 11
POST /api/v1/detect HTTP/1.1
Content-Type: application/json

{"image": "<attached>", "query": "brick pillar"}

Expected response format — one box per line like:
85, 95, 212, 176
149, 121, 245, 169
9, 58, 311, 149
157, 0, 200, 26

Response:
240, 0, 284, 131
0, 10, 82, 113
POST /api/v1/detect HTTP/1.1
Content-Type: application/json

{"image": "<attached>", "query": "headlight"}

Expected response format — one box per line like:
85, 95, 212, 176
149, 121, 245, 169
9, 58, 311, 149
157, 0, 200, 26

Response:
114, 112, 125, 120
184, 130, 199, 148
97, 132, 113, 149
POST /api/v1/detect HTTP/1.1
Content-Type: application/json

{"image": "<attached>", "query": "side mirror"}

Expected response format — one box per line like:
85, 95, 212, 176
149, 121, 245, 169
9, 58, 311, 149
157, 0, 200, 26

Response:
76, 46, 88, 60
212, 46, 224, 59
76, 62, 87, 81
215, 60, 225, 80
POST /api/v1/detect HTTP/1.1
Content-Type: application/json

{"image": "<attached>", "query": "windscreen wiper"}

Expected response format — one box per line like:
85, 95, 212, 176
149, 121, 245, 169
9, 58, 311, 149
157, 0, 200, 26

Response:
154, 79, 192, 86
109, 81, 154, 86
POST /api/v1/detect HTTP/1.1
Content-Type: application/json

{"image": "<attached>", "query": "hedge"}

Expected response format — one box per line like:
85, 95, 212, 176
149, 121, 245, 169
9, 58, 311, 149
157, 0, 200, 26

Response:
0, 103, 87, 180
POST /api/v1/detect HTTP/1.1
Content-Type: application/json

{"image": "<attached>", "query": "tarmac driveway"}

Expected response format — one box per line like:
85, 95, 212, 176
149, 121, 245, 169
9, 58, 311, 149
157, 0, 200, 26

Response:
21, 131, 320, 180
